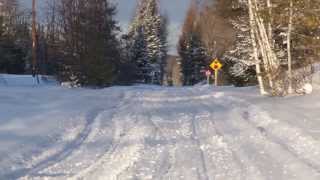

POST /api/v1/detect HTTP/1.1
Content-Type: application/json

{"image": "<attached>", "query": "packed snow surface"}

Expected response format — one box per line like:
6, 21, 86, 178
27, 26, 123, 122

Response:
1, 77, 320, 179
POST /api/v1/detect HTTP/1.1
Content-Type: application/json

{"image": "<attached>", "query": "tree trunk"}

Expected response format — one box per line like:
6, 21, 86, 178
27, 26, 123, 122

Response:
287, 0, 294, 94
32, 0, 38, 81
252, 0, 281, 94
267, 0, 273, 47
248, 0, 267, 95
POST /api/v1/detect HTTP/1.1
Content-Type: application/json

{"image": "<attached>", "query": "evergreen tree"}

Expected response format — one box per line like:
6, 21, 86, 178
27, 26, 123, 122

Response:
58, 0, 120, 87
223, 0, 258, 86
0, 0, 29, 74
126, 0, 167, 84
178, 0, 207, 85
131, 26, 149, 82
159, 15, 169, 84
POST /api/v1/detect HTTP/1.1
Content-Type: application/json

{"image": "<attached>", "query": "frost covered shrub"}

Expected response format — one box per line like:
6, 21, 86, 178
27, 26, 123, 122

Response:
227, 61, 257, 87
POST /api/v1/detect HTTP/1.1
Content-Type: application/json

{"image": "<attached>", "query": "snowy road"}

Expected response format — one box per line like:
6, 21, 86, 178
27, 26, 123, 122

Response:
1, 85, 320, 180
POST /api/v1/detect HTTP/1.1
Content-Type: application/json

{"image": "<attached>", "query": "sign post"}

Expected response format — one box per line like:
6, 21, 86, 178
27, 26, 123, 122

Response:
214, 69, 218, 86
209, 59, 223, 86
205, 70, 211, 85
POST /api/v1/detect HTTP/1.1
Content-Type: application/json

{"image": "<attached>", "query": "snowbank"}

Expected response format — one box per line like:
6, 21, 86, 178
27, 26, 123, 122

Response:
0, 74, 57, 87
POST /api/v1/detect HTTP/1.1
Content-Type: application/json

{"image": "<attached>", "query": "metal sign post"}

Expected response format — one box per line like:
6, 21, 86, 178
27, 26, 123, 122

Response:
214, 70, 218, 86
209, 59, 223, 86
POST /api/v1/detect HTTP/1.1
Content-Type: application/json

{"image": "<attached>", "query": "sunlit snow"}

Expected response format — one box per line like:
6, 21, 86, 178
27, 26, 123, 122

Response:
1, 75, 320, 179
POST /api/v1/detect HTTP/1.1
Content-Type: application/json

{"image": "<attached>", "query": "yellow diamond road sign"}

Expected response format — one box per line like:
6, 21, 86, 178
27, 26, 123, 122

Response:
210, 59, 222, 71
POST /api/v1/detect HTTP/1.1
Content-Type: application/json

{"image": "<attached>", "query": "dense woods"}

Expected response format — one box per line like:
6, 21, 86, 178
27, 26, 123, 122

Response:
1, 0, 168, 87
1, 0, 320, 95
0, 0, 30, 74
178, 0, 320, 95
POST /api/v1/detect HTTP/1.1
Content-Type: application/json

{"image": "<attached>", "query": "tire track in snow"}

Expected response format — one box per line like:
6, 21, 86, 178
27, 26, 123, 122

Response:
20, 92, 128, 179
116, 122, 172, 180
191, 88, 284, 179
144, 113, 174, 180
239, 111, 320, 178
71, 91, 150, 180
116, 92, 175, 180
137, 88, 240, 180
17, 107, 106, 179
190, 114, 209, 180
81, 118, 141, 180
241, 109, 320, 174
203, 97, 320, 179
196, 102, 251, 180
121, 90, 214, 180
185, 88, 248, 180
201, 101, 282, 180
226, 96, 320, 174
146, 88, 245, 180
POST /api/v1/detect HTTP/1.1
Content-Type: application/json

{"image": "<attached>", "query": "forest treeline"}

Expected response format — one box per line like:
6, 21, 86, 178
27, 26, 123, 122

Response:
179, 0, 320, 96
0, 0, 167, 87
1, 0, 320, 96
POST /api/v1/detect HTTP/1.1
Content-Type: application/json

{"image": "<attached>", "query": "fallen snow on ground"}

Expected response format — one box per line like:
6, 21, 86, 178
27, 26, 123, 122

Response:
1, 78, 320, 180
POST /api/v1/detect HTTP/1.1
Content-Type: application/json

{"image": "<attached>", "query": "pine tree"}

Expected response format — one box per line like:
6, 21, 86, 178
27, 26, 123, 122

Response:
0, 0, 29, 74
131, 26, 149, 82
178, 0, 207, 85
58, 0, 120, 87
224, 0, 258, 86
159, 15, 168, 84
126, 0, 167, 84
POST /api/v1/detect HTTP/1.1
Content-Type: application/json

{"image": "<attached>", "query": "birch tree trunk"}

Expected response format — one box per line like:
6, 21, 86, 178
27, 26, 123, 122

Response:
287, 0, 294, 94
254, 0, 282, 94
267, 0, 273, 47
248, 0, 267, 95
253, 0, 274, 89
254, 24, 274, 89
254, 1, 278, 68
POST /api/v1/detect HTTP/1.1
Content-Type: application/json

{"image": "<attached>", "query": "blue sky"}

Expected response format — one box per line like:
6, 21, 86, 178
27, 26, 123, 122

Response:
21, 0, 191, 54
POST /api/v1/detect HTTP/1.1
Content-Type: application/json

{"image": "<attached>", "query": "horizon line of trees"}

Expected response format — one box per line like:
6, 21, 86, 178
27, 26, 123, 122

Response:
0, 0, 168, 87
1, 0, 320, 96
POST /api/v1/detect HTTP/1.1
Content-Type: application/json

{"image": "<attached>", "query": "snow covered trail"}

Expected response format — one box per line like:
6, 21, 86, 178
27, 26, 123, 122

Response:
1, 84, 320, 179
201, 97, 320, 180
